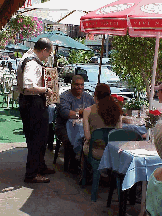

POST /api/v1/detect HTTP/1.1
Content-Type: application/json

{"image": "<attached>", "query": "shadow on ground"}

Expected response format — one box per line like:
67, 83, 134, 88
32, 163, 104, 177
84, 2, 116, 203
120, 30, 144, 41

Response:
0, 147, 141, 216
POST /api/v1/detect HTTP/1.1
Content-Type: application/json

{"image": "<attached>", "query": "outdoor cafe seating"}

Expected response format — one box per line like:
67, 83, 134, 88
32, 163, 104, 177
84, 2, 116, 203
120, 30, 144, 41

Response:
64, 106, 162, 216
0, 68, 19, 109
106, 128, 143, 216
81, 127, 114, 202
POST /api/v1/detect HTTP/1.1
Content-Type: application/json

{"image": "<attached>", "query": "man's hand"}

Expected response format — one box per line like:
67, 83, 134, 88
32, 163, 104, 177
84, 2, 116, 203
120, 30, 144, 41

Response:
69, 110, 78, 119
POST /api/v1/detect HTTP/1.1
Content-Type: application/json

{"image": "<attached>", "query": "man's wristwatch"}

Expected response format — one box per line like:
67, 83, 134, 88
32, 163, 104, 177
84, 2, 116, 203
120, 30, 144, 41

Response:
45, 88, 48, 93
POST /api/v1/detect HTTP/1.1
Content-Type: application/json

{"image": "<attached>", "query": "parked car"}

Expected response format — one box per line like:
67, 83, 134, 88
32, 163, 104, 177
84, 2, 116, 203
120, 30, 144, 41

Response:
90, 57, 111, 64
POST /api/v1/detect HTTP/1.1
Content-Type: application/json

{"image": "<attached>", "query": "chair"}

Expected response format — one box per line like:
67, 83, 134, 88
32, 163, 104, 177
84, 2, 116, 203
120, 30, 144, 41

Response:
1, 74, 13, 108
81, 127, 115, 202
12, 85, 19, 108
107, 128, 143, 216
53, 106, 70, 172
53, 106, 62, 163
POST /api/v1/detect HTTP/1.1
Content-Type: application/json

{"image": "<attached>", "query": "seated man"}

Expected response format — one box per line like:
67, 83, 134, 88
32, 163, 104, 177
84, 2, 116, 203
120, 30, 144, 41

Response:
56, 75, 95, 173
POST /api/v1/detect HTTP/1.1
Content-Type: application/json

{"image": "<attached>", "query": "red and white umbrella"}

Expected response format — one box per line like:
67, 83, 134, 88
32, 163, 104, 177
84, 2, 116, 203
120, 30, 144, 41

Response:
80, 0, 162, 109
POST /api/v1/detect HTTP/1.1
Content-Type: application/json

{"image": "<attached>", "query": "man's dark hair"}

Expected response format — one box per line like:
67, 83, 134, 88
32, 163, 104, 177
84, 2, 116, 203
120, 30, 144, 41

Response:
34, 38, 53, 51
72, 75, 84, 84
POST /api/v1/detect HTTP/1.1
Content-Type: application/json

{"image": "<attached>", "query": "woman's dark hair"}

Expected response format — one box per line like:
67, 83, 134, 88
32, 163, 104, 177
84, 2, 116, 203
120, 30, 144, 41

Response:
94, 83, 123, 126
34, 37, 53, 51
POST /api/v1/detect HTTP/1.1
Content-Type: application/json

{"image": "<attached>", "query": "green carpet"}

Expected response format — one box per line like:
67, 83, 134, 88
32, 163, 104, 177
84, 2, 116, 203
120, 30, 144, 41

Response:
0, 95, 26, 143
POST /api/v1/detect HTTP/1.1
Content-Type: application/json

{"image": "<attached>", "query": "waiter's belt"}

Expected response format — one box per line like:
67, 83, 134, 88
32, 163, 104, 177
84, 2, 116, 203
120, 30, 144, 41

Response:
20, 93, 41, 97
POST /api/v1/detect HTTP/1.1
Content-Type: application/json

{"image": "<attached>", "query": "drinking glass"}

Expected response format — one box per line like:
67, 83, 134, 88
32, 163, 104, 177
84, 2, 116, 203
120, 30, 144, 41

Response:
78, 104, 85, 118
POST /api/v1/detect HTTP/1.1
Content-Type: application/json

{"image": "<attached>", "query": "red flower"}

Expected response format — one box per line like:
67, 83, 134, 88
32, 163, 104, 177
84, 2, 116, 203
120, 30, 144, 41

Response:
112, 94, 124, 102
117, 96, 124, 102
111, 94, 118, 98
149, 110, 162, 116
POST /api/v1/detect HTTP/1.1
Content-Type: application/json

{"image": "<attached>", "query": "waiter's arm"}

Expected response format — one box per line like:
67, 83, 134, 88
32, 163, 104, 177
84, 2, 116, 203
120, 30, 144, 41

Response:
23, 87, 52, 97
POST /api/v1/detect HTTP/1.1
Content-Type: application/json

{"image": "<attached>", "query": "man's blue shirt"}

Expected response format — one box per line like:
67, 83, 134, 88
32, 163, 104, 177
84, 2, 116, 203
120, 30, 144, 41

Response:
56, 90, 95, 128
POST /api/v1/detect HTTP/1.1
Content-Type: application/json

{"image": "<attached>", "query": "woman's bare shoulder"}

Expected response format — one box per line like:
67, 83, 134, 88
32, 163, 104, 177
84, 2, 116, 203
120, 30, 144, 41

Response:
84, 105, 93, 116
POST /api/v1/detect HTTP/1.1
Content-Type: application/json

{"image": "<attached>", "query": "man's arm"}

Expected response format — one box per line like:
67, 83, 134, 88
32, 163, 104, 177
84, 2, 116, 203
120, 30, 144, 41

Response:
59, 96, 78, 119
23, 87, 52, 97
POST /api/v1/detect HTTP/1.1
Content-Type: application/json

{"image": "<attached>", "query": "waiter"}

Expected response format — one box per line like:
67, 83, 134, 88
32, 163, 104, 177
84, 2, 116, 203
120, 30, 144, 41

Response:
17, 38, 55, 183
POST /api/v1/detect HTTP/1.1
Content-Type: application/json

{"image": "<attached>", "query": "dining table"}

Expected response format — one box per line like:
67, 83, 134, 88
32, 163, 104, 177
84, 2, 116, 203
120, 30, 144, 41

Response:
66, 115, 147, 154
66, 116, 151, 215
66, 118, 84, 154
98, 140, 162, 216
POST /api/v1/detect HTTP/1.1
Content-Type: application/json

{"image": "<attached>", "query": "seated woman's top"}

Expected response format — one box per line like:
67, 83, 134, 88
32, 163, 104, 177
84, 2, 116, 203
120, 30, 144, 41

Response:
88, 104, 113, 134
83, 104, 121, 160
146, 168, 162, 216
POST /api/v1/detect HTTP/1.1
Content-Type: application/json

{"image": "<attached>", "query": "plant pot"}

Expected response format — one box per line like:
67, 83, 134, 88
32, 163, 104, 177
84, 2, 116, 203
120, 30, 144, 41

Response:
132, 109, 141, 117
127, 109, 141, 117
127, 109, 132, 116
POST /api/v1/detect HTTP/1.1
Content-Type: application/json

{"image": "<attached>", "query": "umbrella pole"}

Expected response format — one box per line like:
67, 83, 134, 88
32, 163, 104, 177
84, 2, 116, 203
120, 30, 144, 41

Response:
149, 32, 160, 110
53, 45, 58, 68
98, 34, 105, 84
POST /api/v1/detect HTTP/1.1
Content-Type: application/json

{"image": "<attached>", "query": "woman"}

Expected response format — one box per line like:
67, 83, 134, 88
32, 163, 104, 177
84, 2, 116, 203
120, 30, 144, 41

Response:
146, 119, 162, 216
83, 83, 123, 160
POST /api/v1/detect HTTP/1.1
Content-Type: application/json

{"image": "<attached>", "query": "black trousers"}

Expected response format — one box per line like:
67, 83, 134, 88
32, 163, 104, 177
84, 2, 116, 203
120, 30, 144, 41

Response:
19, 94, 49, 178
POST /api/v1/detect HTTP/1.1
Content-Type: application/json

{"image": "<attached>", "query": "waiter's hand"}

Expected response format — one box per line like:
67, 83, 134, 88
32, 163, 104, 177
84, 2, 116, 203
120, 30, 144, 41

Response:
46, 88, 53, 97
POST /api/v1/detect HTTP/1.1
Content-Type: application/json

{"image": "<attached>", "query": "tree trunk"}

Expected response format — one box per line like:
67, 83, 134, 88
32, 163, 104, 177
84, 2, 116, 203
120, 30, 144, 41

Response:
141, 69, 150, 100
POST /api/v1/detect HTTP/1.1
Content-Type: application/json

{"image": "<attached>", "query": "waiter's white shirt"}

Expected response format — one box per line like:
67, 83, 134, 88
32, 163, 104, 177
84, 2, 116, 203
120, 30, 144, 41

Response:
17, 49, 43, 93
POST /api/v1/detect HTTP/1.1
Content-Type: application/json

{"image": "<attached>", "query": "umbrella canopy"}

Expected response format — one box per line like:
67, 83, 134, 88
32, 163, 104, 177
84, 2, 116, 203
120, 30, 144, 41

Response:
6, 43, 30, 52
58, 11, 87, 25
80, 0, 162, 109
25, 0, 117, 12
0, 49, 14, 53
20, 0, 116, 25
28, 31, 91, 50
27, 31, 65, 42
21, 9, 71, 23
80, 0, 162, 36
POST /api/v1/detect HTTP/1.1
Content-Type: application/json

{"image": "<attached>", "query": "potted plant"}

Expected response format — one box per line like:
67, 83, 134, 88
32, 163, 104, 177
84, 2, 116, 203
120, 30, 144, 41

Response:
124, 98, 146, 116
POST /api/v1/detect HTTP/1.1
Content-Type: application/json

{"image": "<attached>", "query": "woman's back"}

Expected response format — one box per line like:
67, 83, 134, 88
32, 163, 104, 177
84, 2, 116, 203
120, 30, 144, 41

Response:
88, 104, 114, 135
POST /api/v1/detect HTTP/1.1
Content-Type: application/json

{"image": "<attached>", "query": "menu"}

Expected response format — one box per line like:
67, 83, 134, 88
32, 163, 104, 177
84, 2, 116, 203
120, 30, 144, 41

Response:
45, 67, 60, 105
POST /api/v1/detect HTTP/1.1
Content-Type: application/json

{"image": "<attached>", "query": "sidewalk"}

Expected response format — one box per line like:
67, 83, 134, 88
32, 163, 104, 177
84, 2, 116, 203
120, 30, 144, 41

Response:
0, 143, 141, 216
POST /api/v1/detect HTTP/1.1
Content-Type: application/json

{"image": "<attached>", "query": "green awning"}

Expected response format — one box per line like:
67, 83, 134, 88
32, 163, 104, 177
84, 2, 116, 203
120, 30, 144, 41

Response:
6, 43, 30, 52
28, 31, 91, 51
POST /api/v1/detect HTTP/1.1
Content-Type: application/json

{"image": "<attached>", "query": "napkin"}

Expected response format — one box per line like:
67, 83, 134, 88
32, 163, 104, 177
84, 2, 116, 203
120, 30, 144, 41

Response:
127, 149, 157, 156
